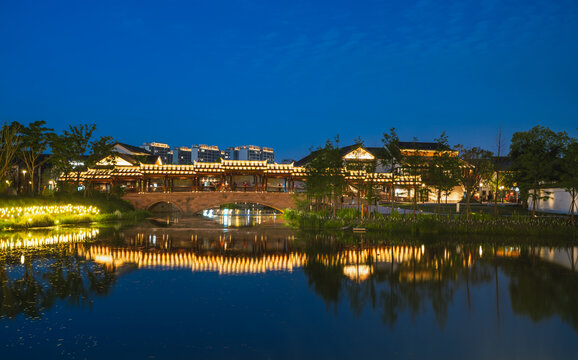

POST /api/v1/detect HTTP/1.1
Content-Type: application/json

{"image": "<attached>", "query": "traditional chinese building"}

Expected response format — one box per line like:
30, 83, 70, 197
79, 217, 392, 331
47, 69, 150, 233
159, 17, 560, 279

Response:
59, 145, 420, 197
295, 143, 465, 203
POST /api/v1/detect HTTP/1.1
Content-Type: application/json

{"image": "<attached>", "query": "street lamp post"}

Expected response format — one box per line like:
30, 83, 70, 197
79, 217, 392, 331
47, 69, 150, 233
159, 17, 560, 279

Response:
21, 169, 27, 194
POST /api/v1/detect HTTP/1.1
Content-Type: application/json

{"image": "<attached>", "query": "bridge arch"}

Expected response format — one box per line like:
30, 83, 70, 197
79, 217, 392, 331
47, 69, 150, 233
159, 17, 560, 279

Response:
123, 192, 297, 215
147, 201, 184, 214
191, 200, 285, 214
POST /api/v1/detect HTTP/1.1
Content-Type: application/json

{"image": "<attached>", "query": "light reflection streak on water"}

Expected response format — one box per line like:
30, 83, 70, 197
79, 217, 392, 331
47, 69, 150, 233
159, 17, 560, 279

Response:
78, 244, 456, 277
2, 228, 577, 277
0, 229, 99, 251
80, 245, 308, 274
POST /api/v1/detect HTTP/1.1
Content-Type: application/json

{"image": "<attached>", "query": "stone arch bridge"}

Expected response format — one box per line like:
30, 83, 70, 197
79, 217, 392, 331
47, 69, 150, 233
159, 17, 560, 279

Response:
122, 192, 297, 214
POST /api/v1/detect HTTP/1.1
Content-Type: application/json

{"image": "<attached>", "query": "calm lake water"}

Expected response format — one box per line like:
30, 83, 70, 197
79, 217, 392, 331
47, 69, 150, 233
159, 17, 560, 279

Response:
1, 215, 577, 359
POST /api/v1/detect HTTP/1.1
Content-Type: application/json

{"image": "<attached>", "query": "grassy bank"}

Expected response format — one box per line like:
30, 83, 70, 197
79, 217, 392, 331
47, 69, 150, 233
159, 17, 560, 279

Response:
283, 208, 577, 238
0, 192, 134, 213
0, 193, 149, 230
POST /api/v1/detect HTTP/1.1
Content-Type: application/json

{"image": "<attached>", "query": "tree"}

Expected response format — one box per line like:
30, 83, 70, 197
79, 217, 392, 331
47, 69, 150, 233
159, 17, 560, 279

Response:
14, 120, 54, 195
510, 126, 570, 217
561, 138, 578, 224
362, 177, 380, 218
84, 135, 116, 195
0, 122, 21, 186
357, 152, 379, 218
403, 138, 425, 217
304, 136, 346, 215
493, 126, 504, 216
455, 146, 494, 220
382, 128, 403, 215
486, 170, 516, 204
50, 124, 97, 190
426, 132, 460, 215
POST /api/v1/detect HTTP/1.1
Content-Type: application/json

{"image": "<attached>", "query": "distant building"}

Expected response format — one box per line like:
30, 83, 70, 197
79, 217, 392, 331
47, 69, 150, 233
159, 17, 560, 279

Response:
191, 144, 222, 163
141, 142, 172, 164
226, 145, 275, 162
224, 147, 237, 160
240, 145, 262, 161
173, 146, 192, 165
139, 142, 275, 164
261, 147, 275, 162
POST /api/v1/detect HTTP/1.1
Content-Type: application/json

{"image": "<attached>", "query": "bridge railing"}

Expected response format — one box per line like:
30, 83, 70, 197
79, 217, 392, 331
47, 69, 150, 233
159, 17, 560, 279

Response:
124, 185, 304, 194
172, 186, 194, 192
147, 186, 167, 193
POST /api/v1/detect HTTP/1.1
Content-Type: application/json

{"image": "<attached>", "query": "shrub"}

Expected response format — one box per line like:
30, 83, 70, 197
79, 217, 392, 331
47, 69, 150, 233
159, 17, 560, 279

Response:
336, 208, 359, 222
284, 207, 577, 238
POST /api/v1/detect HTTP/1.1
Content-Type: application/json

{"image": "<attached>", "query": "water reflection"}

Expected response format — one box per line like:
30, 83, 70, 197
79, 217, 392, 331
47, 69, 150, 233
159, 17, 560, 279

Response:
0, 254, 115, 319
302, 236, 578, 331
148, 210, 282, 228
302, 237, 492, 328
1, 226, 578, 334
0, 228, 100, 251
500, 248, 578, 330
202, 207, 282, 227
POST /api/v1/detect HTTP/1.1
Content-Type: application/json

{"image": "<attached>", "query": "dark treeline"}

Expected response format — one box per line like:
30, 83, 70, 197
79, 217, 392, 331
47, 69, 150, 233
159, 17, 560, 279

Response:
0, 121, 115, 196
0, 245, 117, 319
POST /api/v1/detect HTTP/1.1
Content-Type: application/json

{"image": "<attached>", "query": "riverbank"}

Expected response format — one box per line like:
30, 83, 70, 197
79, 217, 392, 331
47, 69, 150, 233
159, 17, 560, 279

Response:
0, 193, 150, 230
283, 209, 577, 238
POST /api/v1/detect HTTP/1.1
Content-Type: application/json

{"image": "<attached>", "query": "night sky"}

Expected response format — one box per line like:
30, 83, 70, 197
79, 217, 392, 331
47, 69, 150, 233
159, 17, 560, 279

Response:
1, 0, 577, 161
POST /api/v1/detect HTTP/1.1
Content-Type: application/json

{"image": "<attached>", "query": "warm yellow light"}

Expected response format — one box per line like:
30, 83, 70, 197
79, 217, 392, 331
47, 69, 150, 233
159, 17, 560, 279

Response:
0, 229, 99, 251
0, 204, 100, 219
343, 265, 371, 281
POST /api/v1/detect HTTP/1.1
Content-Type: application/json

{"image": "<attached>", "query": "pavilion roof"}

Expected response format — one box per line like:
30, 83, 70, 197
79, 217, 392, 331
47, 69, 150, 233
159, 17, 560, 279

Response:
295, 143, 457, 166
61, 160, 404, 182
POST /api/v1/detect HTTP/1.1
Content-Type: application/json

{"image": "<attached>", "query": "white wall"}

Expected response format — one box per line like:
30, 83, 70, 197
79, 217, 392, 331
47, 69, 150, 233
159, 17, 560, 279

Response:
428, 185, 464, 203
530, 188, 578, 214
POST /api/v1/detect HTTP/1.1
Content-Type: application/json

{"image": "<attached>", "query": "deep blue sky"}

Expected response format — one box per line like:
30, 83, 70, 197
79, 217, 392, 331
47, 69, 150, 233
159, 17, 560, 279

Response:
1, 0, 577, 160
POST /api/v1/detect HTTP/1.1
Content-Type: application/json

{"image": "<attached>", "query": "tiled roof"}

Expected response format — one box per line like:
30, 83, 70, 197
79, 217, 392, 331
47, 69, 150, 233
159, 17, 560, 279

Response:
295, 142, 453, 166
114, 142, 152, 155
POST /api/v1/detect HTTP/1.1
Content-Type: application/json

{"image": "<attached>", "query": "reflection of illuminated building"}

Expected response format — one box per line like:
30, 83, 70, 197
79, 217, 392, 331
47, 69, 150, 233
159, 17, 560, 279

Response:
78, 244, 436, 277
494, 246, 578, 272
316, 246, 425, 267
343, 265, 371, 281
0, 227, 507, 283
495, 247, 521, 258
80, 245, 306, 274
1, 228, 495, 282
536, 247, 578, 271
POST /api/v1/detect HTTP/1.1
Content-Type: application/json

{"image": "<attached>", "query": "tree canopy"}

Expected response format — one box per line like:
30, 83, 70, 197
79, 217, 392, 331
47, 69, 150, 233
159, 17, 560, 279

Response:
510, 126, 570, 216
455, 146, 494, 219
